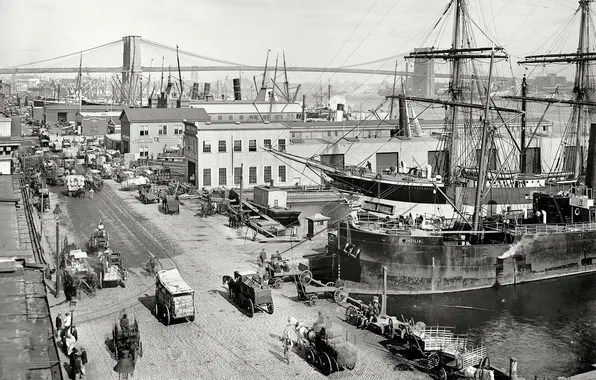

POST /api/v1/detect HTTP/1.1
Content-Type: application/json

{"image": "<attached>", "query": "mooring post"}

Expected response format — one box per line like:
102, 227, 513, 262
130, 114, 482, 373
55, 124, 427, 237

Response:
509, 357, 518, 380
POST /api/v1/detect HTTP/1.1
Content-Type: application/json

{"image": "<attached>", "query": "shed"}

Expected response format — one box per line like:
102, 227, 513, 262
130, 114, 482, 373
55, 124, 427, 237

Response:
253, 185, 288, 208
305, 213, 331, 239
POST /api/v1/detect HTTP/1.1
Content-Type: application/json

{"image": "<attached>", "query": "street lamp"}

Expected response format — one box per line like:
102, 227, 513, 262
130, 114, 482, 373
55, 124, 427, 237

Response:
53, 204, 62, 298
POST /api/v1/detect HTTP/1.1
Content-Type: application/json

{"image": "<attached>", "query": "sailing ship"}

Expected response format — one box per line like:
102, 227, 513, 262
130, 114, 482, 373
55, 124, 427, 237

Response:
273, 0, 596, 294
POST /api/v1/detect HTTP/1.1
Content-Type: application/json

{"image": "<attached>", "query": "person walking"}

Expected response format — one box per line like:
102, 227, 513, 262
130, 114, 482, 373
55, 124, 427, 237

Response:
88, 188, 94, 200
71, 326, 78, 342
80, 348, 88, 378
55, 312, 63, 337
282, 318, 297, 365
259, 249, 267, 267
63, 312, 72, 329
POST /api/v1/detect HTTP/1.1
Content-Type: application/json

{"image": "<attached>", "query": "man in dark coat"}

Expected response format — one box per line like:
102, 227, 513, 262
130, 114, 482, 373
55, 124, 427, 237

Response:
55, 313, 62, 336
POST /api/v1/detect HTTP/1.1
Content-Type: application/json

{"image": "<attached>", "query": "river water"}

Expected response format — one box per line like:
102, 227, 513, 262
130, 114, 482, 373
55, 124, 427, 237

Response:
290, 201, 596, 379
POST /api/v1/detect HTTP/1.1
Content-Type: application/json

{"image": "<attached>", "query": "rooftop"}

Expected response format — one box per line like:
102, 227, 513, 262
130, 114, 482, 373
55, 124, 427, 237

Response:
0, 264, 61, 380
0, 176, 32, 261
120, 108, 210, 123
44, 104, 126, 111
77, 111, 122, 117
189, 101, 302, 114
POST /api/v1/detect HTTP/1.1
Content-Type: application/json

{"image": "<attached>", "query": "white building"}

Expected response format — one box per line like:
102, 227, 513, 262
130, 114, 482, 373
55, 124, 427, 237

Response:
189, 100, 303, 123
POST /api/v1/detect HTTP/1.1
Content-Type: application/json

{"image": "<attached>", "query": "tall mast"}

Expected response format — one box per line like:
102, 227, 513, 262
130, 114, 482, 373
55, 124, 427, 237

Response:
389, 60, 398, 120
176, 45, 184, 104
160, 56, 164, 93
448, 0, 463, 183
261, 49, 270, 89
473, 48, 495, 231
517, 0, 595, 180
573, 0, 591, 179
269, 54, 279, 121
520, 75, 527, 173
283, 51, 290, 101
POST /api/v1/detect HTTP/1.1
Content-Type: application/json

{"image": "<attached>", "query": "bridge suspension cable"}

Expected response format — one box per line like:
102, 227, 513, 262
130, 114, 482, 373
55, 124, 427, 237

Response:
141, 38, 249, 67
1, 39, 122, 69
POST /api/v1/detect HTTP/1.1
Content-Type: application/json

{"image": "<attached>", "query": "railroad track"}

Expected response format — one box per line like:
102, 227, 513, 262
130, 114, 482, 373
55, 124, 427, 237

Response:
19, 176, 46, 265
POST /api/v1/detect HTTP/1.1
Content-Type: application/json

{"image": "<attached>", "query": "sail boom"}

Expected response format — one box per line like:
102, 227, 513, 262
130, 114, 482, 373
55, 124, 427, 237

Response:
393, 95, 521, 113
503, 95, 596, 107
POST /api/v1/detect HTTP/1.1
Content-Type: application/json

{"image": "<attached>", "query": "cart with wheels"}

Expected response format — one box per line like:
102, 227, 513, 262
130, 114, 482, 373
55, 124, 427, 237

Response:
154, 269, 195, 325
295, 270, 348, 306
112, 314, 142, 379
98, 249, 128, 288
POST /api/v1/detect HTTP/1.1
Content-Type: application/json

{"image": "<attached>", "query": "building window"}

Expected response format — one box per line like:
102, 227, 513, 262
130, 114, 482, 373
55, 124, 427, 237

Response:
264, 166, 272, 183
233, 140, 242, 152
264, 139, 272, 149
218, 115, 223, 120
239, 115, 244, 120
229, 115, 233, 120
203, 141, 211, 153
296, 113, 302, 119
278, 139, 286, 151
278, 165, 286, 182
158, 125, 168, 135
139, 125, 148, 136
249, 166, 257, 184
249, 139, 257, 152
275, 115, 282, 120
139, 147, 149, 157
291, 132, 296, 138
328, 131, 332, 137
234, 167, 242, 185
218, 140, 227, 152
203, 168, 211, 186
335, 131, 338, 136
174, 125, 183, 134
219, 168, 227, 186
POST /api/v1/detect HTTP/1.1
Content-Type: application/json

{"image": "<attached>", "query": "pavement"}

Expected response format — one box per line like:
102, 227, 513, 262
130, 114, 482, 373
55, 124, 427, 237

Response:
42, 164, 432, 380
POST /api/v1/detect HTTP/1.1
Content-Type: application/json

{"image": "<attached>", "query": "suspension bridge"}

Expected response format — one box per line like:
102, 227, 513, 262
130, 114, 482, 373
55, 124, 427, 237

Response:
0, 35, 458, 79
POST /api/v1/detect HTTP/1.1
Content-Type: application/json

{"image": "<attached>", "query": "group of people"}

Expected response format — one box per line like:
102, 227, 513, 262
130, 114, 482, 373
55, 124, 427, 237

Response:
55, 312, 88, 379
357, 296, 381, 329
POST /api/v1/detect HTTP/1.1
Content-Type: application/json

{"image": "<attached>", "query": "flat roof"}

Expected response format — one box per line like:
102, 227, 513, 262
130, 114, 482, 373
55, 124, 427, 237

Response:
0, 176, 32, 260
0, 265, 62, 380
121, 108, 210, 123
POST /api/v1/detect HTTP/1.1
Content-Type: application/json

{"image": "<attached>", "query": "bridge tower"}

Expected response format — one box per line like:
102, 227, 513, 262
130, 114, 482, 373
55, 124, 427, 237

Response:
412, 47, 435, 97
122, 35, 142, 102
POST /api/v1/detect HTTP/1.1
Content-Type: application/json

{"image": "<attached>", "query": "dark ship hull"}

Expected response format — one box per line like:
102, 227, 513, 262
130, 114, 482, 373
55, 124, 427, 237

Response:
327, 192, 596, 294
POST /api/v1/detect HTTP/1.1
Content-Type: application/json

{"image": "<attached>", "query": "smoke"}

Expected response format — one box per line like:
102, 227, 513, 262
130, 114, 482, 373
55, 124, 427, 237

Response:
498, 233, 544, 259
329, 95, 346, 110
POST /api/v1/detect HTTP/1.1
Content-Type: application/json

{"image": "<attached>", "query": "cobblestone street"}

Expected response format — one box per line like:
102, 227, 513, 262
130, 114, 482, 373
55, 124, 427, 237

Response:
47, 174, 430, 380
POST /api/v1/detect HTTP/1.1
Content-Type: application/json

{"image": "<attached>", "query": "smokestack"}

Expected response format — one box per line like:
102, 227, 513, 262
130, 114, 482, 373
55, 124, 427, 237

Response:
336, 103, 344, 122
302, 94, 306, 123
203, 83, 211, 97
191, 83, 200, 100
233, 78, 241, 101
398, 94, 409, 137
586, 123, 596, 189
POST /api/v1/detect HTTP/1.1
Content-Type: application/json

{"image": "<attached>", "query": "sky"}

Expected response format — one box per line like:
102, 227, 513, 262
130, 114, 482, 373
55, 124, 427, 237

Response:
0, 0, 585, 82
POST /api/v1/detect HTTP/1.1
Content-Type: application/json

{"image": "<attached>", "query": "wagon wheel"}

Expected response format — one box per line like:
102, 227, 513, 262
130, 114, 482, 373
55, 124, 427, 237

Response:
299, 270, 313, 285
165, 305, 171, 326
154, 303, 160, 320
346, 306, 359, 325
427, 351, 440, 368
333, 287, 348, 303
320, 352, 332, 375
113, 325, 118, 358
297, 289, 306, 302
267, 303, 274, 315
306, 349, 316, 365
228, 286, 234, 300
139, 341, 143, 358
274, 278, 284, 289
247, 299, 254, 318
122, 269, 128, 282
432, 367, 447, 380
308, 295, 318, 306
325, 281, 335, 287
345, 362, 356, 371
330, 357, 339, 373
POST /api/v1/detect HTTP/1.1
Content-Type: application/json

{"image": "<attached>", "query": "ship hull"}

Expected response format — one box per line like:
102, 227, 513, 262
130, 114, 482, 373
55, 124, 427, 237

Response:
331, 221, 596, 295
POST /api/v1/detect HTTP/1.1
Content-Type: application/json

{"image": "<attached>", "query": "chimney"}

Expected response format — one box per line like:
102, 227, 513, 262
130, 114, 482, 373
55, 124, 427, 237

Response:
233, 78, 241, 101
398, 94, 409, 137
191, 83, 200, 100
302, 94, 306, 123
203, 83, 211, 97
586, 123, 596, 189
336, 103, 344, 122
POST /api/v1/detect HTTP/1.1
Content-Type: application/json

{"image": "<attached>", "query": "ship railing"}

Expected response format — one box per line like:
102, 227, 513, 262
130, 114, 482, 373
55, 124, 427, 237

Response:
508, 222, 596, 235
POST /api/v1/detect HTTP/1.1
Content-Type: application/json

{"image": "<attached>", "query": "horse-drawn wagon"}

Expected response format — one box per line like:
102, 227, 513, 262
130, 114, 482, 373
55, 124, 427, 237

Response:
62, 249, 98, 299
138, 184, 157, 204
98, 249, 128, 288
112, 314, 142, 380
155, 269, 195, 325
88, 227, 109, 251
224, 270, 274, 317
162, 194, 180, 214
291, 316, 357, 375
